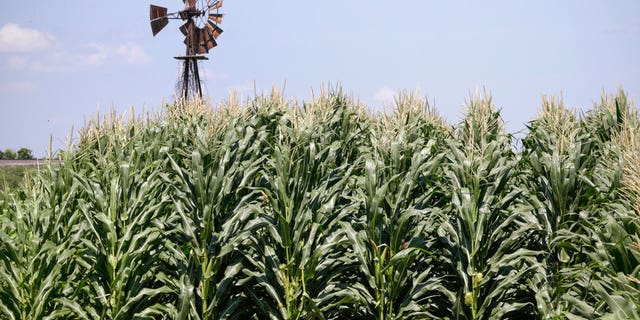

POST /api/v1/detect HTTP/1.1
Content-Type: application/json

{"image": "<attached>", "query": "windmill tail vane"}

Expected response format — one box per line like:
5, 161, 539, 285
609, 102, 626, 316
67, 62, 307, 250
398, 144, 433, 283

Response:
149, 0, 225, 100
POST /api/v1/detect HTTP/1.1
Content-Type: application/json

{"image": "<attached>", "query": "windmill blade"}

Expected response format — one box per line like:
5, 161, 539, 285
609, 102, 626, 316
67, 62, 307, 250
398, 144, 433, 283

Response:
199, 27, 218, 53
184, 0, 196, 10
150, 5, 167, 19
181, 21, 201, 54
208, 13, 224, 24
151, 18, 169, 36
208, 0, 223, 10
207, 21, 224, 39
150, 5, 169, 36
197, 31, 208, 54
179, 20, 194, 36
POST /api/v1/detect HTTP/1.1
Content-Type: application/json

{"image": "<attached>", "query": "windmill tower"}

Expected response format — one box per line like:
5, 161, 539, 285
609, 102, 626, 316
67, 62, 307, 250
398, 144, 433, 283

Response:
150, 0, 224, 100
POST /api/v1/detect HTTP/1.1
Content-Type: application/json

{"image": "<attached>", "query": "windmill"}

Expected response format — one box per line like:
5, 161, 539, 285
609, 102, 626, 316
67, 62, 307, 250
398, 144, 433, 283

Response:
150, 0, 225, 100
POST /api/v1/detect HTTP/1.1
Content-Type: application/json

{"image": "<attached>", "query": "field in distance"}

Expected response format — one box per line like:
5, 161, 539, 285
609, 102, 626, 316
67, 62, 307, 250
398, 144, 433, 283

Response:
0, 159, 59, 167
0, 160, 60, 191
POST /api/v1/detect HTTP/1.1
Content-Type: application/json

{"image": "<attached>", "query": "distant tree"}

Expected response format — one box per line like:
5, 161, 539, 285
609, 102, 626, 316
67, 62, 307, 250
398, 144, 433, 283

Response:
0, 149, 4, 159
17, 148, 33, 160
4, 149, 16, 160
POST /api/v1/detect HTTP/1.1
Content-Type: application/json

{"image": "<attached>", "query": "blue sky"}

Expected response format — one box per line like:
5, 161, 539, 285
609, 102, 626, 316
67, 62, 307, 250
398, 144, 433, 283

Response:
1, 1, 639, 156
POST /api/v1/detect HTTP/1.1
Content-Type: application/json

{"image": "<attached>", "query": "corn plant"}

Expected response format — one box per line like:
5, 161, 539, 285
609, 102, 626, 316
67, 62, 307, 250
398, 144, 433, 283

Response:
522, 92, 640, 318
586, 91, 640, 318
161, 110, 269, 319
62, 125, 178, 319
239, 94, 368, 319
0, 87, 638, 319
433, 94, 540, 319
0, 160, 81, 319
339, 93, 450, 319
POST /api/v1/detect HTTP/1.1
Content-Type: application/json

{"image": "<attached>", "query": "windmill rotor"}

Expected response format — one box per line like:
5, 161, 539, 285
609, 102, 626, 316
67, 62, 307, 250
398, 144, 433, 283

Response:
149, 0, 225, 100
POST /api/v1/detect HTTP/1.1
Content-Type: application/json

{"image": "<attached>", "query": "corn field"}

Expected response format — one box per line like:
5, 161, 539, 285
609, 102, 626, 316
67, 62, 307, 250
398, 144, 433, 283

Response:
1, 88, 639, 319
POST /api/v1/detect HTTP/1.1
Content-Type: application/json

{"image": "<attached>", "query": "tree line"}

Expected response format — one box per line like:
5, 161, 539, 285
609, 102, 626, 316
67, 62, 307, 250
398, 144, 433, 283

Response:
0, 148, 34, 160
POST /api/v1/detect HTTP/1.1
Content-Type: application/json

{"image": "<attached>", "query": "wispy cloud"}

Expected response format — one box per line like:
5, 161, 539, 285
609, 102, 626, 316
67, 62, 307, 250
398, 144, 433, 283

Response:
374, 86, 395, 105
604, 24, 640, 37
6, 49, 92, 72
0, 81, 35, 93
84, 43, 109, 66
4, 42, 152, 72
80, 42, 152, 66
116, 42, 152, 64
227, 81, 255, 99
0, 23, 54, 53
201, 68, 229, 81
1, 23, 152, 72
7, 56, 29, 69
6, 52, 69, 72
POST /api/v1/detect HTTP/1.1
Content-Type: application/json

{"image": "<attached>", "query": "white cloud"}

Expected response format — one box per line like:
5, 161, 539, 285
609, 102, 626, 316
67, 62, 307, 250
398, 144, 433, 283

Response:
0, 23, 54, 52
115, 42, 152, 64
0, 81, 35, 92
0, 23, 152, 72
201, 68, 229, 81
7, 56, 29, 69
6, 52, 74, 72
235, 82, 254, 93
226, 82, 255, 99
605, 24, 640, 37
374, 86, 396, 105
4, 40, 152, 72
84, 43, 109, 66
1, 23, 151, 72
77, 42, 152, 66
